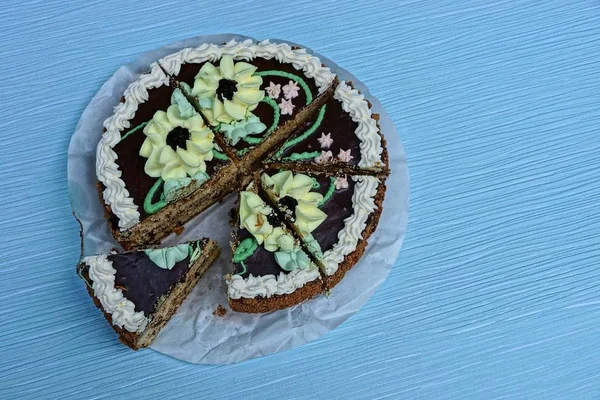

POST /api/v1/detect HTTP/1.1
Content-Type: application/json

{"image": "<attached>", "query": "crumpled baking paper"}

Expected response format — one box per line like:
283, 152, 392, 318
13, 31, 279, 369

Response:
67, 34, 409, 364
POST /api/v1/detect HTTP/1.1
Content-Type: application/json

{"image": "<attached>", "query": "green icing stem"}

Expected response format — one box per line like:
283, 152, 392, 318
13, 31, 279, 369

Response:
238, 261, 247, 276
274, 105, 327, 158
319, 177, 338, 207
262, 96, 280, 136
282, 151, 321, 162
212, 149, 229, 160
256, 70, 313, 103
241, 96, 280, 145
121, 121, 148, 141
144, 178, 167, 214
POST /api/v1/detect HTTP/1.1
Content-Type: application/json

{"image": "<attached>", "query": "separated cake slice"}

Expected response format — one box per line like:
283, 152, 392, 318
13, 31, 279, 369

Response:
77, 238, 219, 349
96, 63, 239, 249
260, 170, 386, 289
158, 39, 338, 171
225, 180, 322, 313
267, 81, 389, 175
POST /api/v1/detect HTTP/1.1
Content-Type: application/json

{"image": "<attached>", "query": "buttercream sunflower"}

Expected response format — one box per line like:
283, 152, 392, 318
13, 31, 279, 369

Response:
192, 55, 265, 125
139, 104, 215, 180
261, 171, 327, 236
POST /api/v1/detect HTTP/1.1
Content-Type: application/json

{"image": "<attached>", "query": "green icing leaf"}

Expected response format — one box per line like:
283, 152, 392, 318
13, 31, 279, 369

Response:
233, 237, 258, 263
274, 247, 311, 272
219, 114, 267, 146
144, 244, 189, 270
189, 241, 203, 263
171, 88, 196, 119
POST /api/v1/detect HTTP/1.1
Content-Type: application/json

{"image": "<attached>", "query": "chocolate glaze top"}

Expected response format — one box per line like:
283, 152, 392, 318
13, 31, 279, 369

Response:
175, 58, 319, 151
108, 250, 191, 315
305, 174, 356, 253
277, 97, 361, 165
233, 228, 287, 278
112, 85, 228, 221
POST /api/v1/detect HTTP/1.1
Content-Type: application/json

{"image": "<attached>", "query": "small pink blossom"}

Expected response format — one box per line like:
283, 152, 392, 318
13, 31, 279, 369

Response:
315, 150, 333, 164
317, 132, 333, 149
266, 82, 281, 99
279, 98, 295, 115
282, 80, 300, 99
334, 176, 348, 190
337, 149, 353, 163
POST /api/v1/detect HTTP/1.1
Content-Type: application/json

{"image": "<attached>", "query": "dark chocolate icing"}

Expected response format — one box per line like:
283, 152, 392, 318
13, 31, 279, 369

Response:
175, 58, 319, 151
112, 86, 228, 221
233, 228, 286, 278
311, 176, 356, 252
278, 97, 362, 165
108, 249, 192, 315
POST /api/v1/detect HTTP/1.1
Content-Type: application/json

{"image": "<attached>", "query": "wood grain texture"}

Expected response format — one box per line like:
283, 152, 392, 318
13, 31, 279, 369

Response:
1, 0, 600, 398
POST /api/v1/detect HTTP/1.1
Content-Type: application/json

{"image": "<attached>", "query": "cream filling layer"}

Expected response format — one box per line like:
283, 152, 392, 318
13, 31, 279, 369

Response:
96, 62, 170, 230
83, 254, 149, 333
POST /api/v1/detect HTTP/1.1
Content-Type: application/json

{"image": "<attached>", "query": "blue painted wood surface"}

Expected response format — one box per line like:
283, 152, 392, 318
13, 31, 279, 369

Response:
2, 0, 600, 398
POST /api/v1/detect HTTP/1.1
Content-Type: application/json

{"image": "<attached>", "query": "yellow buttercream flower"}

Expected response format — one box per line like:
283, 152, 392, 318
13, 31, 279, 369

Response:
261, 171, 327, 236
139, 105, 215, 180
239, 191, 274, 245
192, 55, 265, 125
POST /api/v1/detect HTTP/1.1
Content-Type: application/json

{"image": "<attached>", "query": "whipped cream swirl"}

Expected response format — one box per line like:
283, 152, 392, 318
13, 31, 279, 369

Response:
83, 254, 148, 333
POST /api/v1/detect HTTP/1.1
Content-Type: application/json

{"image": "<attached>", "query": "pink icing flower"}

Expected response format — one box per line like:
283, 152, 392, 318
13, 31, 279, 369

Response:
317, 132, 333, 149
279, 98, 295, 115
315, 150, 333, 164
337, 149, 353, 163
266, 82, 281, 99
334, 176, 348, 190
282, 80, 300, 99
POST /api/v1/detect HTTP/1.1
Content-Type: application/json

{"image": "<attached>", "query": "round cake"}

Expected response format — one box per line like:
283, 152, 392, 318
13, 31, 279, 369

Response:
83, 39, 390, 347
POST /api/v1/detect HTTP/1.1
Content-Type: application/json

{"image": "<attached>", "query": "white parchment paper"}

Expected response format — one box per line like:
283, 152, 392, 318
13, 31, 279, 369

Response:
67, 34, 409, 364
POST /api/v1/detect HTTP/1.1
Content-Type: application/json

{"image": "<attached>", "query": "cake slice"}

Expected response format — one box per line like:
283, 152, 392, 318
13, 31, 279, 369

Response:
260, 170, 386, 289
96, 63, 239, 249
225, 180, 322, 313
158, 39, 338, 171
267, 81, 389, 174
77, 238, 219, 349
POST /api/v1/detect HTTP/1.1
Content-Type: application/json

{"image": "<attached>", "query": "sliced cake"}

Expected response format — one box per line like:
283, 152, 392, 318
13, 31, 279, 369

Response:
260, 170, 386, 289
77, 238, 219, 349
267, 81, 389, 174
225, 180, 322, 313
97, 63, 239, 249
158, 39, 338, 171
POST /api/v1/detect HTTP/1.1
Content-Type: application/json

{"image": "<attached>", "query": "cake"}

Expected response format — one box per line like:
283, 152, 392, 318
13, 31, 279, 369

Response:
225, 181, 322, 313
77, 238, 219, 349
89, 38, 391, 319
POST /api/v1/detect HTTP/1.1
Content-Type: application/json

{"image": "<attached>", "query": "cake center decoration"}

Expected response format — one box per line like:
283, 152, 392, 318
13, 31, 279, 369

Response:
216, 78, 238, 101
166, 126, 191, 150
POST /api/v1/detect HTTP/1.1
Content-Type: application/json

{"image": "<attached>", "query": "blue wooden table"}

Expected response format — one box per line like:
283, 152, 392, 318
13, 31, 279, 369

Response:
2, 1, 600, 398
